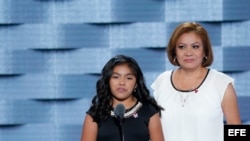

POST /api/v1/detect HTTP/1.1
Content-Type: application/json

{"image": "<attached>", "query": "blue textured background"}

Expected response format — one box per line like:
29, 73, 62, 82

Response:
0, 0, 250, 140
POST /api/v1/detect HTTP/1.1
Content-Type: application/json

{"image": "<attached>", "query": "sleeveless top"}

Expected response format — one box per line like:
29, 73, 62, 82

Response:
151, 69, 234, 141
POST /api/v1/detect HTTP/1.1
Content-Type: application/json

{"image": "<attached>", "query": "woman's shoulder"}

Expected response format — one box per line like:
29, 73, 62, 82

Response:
157, 70, 172, 77
208, 69, 234, 89
153, 70, 172, 82
209, 69, 233, 81
151, 70, 173, 89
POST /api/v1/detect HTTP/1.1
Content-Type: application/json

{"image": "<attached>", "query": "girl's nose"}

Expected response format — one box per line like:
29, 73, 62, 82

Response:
119, 78, 125, 85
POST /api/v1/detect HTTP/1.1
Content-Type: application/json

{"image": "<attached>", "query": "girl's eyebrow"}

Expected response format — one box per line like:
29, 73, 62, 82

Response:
112, 72, 135, 76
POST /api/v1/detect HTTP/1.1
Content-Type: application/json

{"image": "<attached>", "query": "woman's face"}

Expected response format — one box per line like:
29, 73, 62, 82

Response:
109, 64, 137, 102
175, 32, 205, 70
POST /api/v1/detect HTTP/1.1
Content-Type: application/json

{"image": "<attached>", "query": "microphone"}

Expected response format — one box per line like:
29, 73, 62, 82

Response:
114, 103, 125, 141
114, 103, 125, 121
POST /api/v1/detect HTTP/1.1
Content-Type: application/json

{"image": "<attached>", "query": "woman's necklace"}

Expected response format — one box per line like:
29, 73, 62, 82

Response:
175, 69, 204, 107
176, 81, 199, 107
178, 90, 191, 107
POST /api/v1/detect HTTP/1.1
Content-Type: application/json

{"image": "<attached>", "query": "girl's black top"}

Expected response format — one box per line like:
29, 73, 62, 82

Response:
86, 101, 159, 141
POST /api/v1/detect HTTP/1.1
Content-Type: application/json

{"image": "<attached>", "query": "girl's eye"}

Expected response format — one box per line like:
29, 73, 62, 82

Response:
111, 75, 119, 79
127, 77, 133, 80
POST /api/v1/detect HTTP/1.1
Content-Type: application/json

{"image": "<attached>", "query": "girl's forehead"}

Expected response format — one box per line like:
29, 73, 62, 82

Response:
112, 64, 135, 74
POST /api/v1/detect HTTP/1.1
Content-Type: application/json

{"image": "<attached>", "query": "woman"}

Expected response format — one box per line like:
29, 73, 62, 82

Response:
81, 55, 164, 141
151, 22, 241, 141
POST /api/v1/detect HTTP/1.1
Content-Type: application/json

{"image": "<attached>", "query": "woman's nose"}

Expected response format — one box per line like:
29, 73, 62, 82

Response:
185, 47, 193, 56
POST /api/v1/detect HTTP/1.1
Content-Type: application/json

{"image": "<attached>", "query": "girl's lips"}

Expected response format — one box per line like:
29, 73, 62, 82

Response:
117, 88, 126, 93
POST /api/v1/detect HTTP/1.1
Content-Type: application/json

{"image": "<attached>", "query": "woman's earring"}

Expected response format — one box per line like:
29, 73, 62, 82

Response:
204, 56, 208, 60
174, 57, 176, 63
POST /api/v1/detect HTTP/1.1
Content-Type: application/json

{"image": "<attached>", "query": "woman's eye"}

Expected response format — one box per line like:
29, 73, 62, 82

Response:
178, 45, 185, 49
193, 45, 199, 49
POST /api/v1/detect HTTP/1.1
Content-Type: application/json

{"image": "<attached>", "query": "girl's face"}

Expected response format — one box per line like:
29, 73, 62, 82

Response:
176, 32, 205, 70
109, 64, 137, 102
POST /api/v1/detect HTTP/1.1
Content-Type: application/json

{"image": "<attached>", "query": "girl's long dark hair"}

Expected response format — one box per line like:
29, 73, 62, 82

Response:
87, 55, 163, 123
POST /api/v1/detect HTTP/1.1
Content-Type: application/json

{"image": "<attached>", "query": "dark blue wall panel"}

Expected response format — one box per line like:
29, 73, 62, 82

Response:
0, 0, 250, 141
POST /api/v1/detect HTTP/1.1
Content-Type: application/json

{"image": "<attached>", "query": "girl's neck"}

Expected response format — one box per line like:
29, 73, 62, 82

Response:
113, 96, 137, 110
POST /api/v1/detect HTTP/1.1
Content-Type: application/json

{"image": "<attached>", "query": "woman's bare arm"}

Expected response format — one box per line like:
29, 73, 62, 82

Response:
222, 83, 241, 124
